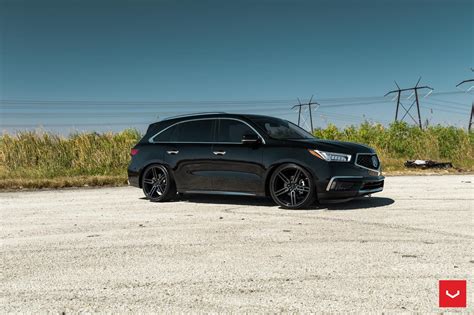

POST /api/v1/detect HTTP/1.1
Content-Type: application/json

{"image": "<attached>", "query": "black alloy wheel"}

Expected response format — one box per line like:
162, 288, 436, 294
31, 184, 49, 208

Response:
269, 164, 315, 209
142, 164, 176, 202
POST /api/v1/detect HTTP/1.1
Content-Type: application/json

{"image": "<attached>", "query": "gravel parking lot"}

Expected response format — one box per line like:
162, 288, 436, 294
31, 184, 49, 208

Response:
1, 175, 473, 312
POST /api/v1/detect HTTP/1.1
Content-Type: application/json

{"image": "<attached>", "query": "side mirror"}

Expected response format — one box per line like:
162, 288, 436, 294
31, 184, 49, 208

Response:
241, 134, 261, 145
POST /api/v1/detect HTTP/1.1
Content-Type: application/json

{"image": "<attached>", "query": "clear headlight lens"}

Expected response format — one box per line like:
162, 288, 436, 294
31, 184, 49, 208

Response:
308, 149, 352, 162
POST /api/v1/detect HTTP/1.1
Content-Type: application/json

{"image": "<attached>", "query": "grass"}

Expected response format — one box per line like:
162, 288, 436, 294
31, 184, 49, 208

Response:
0, 129, 140, 189
0, 175, 126, 190
0, 122, 472, 189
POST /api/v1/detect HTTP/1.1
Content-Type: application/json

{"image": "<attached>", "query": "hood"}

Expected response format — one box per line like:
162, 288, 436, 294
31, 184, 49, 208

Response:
286, 138, 375, 154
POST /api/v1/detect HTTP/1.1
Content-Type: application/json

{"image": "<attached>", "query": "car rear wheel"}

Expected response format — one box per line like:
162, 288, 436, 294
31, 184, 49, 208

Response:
269, 163, 315, 209
142, 164, 176, 202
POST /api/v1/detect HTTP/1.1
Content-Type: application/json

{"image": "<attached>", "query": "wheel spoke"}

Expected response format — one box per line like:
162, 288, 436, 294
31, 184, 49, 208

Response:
148, 184, 158, 197
157, 174, 166, 184
293, 169, 301, 182
144, 179, 154, 185
277, 172, 290, 184
274, 186, 290, 196
155, 184, 164, 195
295, 185, 310, 193
152, 167, 158, 179
290, 190, 297, 205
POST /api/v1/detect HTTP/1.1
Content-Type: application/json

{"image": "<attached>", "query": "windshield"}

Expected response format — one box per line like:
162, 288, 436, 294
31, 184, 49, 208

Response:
249, 117, 315, 140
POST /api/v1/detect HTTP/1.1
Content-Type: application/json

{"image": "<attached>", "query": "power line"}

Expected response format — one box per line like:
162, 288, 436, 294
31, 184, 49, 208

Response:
317, 110, 390, 124
420, 105, 469, 116
428, 98, 471, 108
422, 101, 470, 114
1, 90, 465, 107
0, 121, 152, 128
0, 96, 386, 105
317, 114, 369, 125
1, 89, 470, 130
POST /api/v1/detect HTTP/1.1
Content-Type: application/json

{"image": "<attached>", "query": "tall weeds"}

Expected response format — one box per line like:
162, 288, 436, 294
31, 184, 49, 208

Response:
0, 129, 141, 179
313, 122, 473, 170
0, 123, 472, 188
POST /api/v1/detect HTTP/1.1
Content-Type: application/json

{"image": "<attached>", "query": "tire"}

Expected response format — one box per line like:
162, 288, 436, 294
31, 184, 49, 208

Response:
141, 164, 176, 202
269, 163, 316, 209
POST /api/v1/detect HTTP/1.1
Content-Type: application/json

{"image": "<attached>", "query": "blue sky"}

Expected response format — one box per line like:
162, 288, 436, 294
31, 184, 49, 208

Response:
0, 0, 473, 133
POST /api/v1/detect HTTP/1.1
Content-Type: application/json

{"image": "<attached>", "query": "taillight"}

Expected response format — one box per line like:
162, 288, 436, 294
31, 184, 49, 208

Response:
130, 148, 139, 156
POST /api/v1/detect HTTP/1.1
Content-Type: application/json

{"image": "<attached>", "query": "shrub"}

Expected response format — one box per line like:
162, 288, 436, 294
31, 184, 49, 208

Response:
313, 122, 473, 170
0, 129, 141, 179
0, 124, 472, 186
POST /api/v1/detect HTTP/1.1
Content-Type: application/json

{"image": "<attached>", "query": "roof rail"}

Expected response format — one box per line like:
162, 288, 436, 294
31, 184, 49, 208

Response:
161, 112, 228, 121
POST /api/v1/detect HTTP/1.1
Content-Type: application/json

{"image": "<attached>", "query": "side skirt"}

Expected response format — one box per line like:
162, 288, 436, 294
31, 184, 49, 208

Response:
181, 190, 259, 196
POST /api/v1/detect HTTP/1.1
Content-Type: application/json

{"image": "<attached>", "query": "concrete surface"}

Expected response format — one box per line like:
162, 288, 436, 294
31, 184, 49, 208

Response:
1, 175, 473, 313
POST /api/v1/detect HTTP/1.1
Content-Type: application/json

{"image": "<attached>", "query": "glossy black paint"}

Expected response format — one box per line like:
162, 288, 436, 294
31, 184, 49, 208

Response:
128, 113, 384, 201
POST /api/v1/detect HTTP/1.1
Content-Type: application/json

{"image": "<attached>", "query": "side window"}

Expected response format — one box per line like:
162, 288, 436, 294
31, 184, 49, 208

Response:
174, 119, 215, 142
217, 119, 256, 143
153, 124, 178, 142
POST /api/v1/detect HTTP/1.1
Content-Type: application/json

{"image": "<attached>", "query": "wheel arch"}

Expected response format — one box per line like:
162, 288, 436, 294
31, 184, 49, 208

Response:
138, 160, 171, 188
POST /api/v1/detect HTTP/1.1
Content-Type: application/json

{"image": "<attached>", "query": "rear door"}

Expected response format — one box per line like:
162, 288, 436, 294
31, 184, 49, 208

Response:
210, 118, 265, 194
158, 119, 217, 192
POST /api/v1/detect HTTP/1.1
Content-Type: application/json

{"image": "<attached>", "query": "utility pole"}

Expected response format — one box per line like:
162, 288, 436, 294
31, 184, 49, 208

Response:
292, 95, 319, 132
469, 104, 473, 132
385, 77, 433, 130
456, 70, 474, 132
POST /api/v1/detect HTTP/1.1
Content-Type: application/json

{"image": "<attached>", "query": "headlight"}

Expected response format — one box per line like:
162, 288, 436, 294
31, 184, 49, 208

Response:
308, 149, 352, 162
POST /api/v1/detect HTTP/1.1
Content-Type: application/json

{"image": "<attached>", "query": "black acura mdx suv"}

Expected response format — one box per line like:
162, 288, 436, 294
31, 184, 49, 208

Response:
128, 113, 384, 209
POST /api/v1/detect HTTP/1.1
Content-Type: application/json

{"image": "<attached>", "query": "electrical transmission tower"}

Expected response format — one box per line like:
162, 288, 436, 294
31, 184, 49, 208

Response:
385, 77, 433, 130
292, 95, 319, 132
469, 104, 474, 133
456, 70, 474, 132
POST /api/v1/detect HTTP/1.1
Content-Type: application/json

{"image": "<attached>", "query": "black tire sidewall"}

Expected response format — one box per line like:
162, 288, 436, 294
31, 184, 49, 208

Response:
269, 163, 315, 209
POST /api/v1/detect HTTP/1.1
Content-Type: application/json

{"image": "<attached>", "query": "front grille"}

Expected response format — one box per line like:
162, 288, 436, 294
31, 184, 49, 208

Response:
356, 154, 379, 170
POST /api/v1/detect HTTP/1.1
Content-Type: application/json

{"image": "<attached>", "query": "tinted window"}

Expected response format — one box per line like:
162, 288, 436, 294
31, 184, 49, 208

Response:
153, 124, 177, 142
217, 119, 256, 143
174, 119, 215, 142
249, 117, 315, 140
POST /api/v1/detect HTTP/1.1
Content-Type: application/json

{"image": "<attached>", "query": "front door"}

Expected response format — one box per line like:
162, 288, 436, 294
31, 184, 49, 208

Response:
210, 118, 265, 194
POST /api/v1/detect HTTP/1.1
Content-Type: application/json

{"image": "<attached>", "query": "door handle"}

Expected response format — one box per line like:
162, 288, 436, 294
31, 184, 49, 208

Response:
213, 150, 226, 156
166, 150, 179, 155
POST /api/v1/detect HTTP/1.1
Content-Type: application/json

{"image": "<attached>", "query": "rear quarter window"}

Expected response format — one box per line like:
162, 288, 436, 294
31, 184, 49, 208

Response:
153, 125, 177, 142
152, 119, 216, 142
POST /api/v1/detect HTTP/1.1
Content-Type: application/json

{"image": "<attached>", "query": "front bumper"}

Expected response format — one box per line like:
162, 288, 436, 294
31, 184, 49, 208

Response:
317, 175, 385, 200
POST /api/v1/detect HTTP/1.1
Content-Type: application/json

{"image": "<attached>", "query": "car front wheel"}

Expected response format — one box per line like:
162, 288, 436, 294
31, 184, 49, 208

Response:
269, 163, 316, 209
